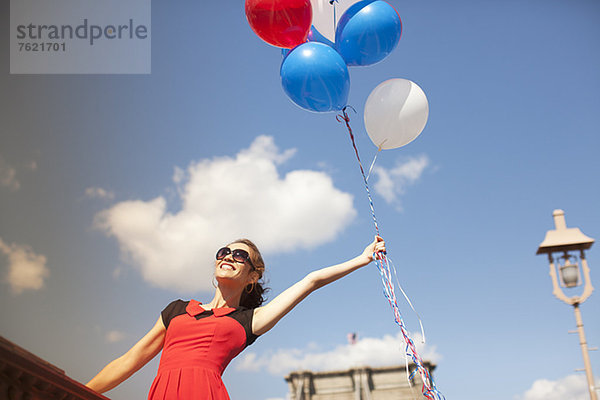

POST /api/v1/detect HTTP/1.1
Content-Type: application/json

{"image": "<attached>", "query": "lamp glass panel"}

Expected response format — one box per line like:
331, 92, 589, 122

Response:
560, 263, 580, 287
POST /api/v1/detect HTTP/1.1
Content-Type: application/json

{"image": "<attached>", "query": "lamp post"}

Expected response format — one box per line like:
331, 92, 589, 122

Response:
536, 209, 597, 400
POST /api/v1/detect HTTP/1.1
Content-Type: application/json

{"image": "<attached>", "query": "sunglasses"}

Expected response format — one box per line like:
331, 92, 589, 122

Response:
216, 247, 253, 267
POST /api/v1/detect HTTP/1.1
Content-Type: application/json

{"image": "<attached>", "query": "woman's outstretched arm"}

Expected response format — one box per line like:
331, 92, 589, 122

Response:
86, 316, 166, 394
252, 236, 385, 336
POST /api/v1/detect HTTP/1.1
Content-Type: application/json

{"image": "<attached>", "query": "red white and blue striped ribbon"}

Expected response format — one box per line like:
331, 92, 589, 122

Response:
337, 106, 445, 400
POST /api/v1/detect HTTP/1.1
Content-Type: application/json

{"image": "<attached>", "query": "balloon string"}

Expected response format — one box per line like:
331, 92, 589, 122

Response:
336, 106, 380, 236
388, 256, 426, 343
375, 253, 444, 400
365, 148, 381, 182
330, 0, 337, 38
336, 107, 445, 400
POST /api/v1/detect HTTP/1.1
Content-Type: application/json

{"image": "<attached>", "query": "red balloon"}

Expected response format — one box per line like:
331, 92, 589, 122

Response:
245, 0, 312, 49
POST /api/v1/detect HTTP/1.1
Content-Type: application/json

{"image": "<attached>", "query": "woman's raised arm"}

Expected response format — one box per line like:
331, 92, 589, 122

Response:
252, 236, 385, 336
86, 316, 166, 394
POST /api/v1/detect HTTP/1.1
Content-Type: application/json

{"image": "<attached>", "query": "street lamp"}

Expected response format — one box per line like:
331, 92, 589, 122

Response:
536, 209, 596, 400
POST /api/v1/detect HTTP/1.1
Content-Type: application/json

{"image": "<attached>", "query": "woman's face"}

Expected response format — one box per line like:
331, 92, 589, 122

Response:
214, 242, 257, 287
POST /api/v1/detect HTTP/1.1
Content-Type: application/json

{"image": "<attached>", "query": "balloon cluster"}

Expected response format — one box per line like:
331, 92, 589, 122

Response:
246, 3, 440, 399
245, 0, 428, 150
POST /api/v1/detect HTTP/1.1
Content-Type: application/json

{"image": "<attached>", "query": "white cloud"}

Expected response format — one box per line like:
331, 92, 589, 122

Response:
85, 187, 115, 200
371, 155, 429, 208
236, 331, 440, 376
0, 238, 49, 294
105, 330, 126, 343
0, 157, 20, 191
516, 374, 600, 400
96, 135, 356, 293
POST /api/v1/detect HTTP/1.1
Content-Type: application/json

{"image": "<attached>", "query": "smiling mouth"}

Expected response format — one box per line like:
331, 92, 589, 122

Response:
220, 263, 236, 271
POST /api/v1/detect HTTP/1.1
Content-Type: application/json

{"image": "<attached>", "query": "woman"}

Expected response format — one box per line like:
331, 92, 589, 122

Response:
86, 236, 386, 399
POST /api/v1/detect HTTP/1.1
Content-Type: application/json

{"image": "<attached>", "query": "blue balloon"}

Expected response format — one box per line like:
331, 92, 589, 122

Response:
280, 42, 350, 112
335, 0, 402, 66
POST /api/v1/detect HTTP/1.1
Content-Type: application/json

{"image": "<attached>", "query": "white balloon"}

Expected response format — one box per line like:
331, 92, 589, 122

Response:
364, 79, 429, 150
310, 0, 363, 42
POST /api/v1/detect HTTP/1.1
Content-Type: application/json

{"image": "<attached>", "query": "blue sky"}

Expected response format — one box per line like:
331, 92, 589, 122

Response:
1, 1, 599, 399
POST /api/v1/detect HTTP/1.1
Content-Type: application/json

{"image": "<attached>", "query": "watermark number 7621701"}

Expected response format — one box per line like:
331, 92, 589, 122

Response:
18, 42, 66, 52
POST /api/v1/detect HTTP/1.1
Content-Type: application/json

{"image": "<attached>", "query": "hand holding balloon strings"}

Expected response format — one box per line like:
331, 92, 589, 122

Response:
337, 107, 445, 400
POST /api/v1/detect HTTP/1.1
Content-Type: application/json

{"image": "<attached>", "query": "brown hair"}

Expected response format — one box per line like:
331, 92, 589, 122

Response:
230, 238, 269, 309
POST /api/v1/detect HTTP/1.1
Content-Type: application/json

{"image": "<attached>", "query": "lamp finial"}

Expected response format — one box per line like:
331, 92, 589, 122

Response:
553, 209, 567, 230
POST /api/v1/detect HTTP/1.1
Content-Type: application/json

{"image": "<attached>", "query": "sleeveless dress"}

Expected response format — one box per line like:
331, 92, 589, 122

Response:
148, 299, 259, 400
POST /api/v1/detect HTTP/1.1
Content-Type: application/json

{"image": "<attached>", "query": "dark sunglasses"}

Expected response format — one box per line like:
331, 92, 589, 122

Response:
216, 247, 253, 267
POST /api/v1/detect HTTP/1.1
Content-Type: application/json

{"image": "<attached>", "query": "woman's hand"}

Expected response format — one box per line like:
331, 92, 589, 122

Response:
361, 235, 386, 263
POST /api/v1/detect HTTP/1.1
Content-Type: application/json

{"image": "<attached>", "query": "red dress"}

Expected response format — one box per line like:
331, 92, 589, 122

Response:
148, 299, 258, 400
